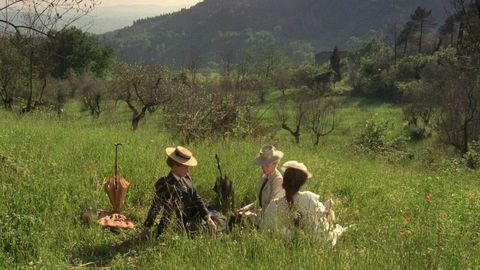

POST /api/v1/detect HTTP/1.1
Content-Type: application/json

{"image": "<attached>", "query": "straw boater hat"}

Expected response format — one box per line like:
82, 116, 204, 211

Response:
166, 146, 198, 167
254, 145, 284, 166
281, 160, 313, 179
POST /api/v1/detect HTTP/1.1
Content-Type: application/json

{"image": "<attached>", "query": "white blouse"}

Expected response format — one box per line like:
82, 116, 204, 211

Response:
261, 191, 347, 246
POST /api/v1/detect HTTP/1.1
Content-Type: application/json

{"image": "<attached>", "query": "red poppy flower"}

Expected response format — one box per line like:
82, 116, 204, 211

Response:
404, 217, 412, 223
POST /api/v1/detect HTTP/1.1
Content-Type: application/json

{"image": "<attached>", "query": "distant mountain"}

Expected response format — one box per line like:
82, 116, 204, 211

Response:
76, 5, 187, 34
99, 0, 450, 66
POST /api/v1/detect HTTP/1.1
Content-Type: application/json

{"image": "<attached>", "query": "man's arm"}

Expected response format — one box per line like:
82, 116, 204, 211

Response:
190, 181, 210, 220
270, 175, 285, 200
190, 180, 217, 230
143, 178, 171, 235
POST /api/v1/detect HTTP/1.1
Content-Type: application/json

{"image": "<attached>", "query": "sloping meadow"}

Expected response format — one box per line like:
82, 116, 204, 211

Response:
0, 105, 479, 269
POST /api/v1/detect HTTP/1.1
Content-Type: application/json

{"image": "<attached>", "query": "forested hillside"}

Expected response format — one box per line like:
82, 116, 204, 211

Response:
99, 0, 447, 66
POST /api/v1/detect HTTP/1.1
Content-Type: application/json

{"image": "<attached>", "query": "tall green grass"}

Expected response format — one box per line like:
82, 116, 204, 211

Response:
1, 97, 479, 269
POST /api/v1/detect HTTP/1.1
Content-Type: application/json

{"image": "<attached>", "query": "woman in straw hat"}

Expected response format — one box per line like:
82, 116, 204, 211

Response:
261, 161, 348, 246
234, 145, 285, 226
140, 146, 217, 238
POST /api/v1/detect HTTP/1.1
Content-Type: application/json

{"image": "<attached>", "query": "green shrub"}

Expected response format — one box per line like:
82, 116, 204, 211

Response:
463, 140, 480, 169
356, 117, 389, 151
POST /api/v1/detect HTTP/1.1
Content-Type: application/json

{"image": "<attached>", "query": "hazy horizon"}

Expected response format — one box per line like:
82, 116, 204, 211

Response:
76, 0, 203, 33
99, 0, 203, 7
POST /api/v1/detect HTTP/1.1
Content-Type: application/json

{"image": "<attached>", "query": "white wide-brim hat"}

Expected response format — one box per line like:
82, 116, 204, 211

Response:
281, 160, 312, 179
254, 145, 284, 166
166, 146, 198, 167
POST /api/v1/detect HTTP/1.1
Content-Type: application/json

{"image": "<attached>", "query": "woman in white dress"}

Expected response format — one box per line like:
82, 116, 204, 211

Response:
261, 161, 347, 246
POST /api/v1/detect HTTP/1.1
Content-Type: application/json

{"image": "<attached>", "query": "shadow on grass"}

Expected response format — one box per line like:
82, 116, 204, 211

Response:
70, 234, 148, 268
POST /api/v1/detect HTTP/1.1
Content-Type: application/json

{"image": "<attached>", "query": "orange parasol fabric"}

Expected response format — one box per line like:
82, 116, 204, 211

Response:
103, 175, 130, 214
103, 143, 130, 214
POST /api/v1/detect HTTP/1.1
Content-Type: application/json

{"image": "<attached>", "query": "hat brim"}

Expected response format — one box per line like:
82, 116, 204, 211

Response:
281, 165, 312, 179
166, 147, 198, 167
254, 150, 284, 166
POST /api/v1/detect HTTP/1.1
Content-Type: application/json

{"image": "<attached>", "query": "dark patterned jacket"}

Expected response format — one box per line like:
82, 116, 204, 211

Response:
144, 172, 210, 235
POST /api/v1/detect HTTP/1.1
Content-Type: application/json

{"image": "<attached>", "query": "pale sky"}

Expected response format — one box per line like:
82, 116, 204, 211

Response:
100, 0, 203, 7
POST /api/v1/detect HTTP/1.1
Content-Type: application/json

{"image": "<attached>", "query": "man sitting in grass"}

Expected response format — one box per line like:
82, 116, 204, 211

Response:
140, 146, 217, 238
234, 145, 285, 227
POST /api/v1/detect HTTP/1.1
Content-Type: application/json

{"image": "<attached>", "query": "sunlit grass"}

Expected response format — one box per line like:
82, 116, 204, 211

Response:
1, 97, 479, 269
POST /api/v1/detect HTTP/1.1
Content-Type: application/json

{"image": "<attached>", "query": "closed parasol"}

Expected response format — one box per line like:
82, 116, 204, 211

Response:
212, 154, 234, 214
80, 143, 133, 229
103, 143, 130, 214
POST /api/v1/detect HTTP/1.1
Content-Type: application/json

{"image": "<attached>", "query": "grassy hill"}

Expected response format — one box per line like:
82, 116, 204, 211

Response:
1, 92, 479, 268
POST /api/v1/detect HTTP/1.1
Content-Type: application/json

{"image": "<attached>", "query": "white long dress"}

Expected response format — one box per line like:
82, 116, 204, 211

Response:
261, 191, 348, 246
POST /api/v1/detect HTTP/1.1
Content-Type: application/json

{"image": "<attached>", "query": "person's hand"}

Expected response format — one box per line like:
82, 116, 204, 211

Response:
206, 216, 217, 231
139, 228, 152, 240
236, 206, 249, 214
235, 207, 244, 214
324, 198, 334, 211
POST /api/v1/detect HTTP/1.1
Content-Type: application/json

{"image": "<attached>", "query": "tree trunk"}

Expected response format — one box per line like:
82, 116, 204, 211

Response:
435, 38, 442, 51
258, 89, 266, 103
24, 50, 34, 113
462, 122, 469, 154
2, 96, 13, 110
394, 26, 398, 64
37, 77, 47, 106
314, 134, 320, 146
457, 20, 465, 49
418, 19, 424, 53
131, 106, 149, 130
282, 123, 301, 144
476, 0, 480, 18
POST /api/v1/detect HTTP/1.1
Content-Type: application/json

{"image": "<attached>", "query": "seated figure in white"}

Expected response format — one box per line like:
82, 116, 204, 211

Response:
261, 161, 348, 246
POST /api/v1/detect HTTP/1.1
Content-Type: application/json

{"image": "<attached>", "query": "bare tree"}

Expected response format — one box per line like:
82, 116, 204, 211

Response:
4, 0, 99, 113
436, 63, 480, 154
220, 47, 235, 77
236, 73, 270, 104
68, 72, 107, 118
272, 68, 291, 96
112, 63, 174, 130
403, 83, 437, 140
408, 48, 480, 153
307, 101, 336, 146
277, 101, 306, 144
1, 0, 98, 36
165, 81, 253, 143
0, 36, 27, 110
235, 46, 254, 89
185, 47, 201, 86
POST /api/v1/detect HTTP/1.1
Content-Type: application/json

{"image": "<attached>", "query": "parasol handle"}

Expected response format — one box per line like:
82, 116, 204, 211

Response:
215, 154, 223, 179
114, 143, 122, 188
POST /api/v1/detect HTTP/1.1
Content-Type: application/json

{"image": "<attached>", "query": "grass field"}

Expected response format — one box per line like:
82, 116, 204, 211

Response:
1, 93, 480, 269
